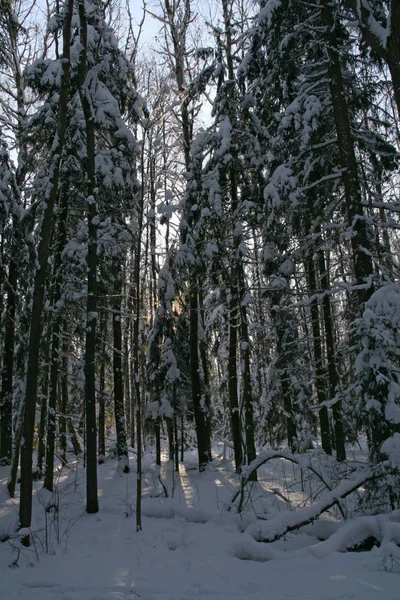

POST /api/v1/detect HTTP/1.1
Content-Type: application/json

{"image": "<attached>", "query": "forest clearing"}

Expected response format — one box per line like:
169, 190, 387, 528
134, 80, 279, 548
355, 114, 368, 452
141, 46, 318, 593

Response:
1, 443, 399, 599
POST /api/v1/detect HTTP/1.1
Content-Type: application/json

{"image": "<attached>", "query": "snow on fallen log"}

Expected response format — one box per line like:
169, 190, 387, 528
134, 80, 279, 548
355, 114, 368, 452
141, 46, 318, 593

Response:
245, 467, 373, 543
141, 499, 212, 523
234, 511, 400, 562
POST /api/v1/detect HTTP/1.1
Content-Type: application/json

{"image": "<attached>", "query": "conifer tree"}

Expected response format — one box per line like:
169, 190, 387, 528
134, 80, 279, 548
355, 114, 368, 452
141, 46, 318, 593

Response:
19, 0, 74, 541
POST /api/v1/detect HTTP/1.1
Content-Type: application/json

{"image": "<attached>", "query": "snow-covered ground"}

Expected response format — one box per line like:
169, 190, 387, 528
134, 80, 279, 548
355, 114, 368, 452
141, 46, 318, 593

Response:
0, 446, 399, 599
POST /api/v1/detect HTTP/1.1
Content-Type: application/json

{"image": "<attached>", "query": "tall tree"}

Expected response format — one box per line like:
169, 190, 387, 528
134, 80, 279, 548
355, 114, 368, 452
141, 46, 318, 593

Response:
161, 0, 212, 470
346, 0, 400, 118
19, 0, 74, 542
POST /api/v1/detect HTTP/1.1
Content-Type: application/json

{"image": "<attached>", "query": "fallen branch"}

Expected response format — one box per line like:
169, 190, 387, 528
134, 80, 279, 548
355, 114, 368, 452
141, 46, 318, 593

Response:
246, 467, 374, 543
230, 449, 349, 518
158, 474, 168, 498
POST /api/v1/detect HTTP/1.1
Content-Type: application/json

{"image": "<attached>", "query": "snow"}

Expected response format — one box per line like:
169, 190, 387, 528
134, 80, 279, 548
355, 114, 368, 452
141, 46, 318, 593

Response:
258, 0, 282, 28
382, 434, 400, 469
357, 0, 389, 49
1, 448, 400, 599
264, 164, 297, 208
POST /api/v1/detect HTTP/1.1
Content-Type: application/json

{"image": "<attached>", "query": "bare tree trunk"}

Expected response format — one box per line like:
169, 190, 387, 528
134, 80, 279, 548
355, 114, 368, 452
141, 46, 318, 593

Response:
79, 0, 98, 514
272, 303, 298, 453
239, 267, 257, 476
44, 310, 59, 491
112, 258, 129, 473
0, 260, 17, 465
135, 143, 145, 531
199, 297, 213, 461
318, 249, 346, 462
68, 418, 82, 456
59, 335, 69, 465
173, 385, 179, 471
123, 312, 131, 443
7, 396, 23, 498
37, 327, 50, 477
128, 247, 136, 449
167, 417, 174, 460
155, 418, 161, 466
305, 253, 332, 455
189, 277, 210, 470
98, 313, 107, 464
228, 290, 242, 472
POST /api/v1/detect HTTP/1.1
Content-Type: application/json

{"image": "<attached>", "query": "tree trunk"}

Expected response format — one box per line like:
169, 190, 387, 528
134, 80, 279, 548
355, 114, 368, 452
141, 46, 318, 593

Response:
0, 6, 28, 468
37, 324, 50, 477
134, 141, 145, 532
128, 252, 136, 449
228, 289, 242, 472
199, 297, 212, 461
181, 413, 184, 462
347, 0, 400, 119
164, 0, 209, 472
273, 304, 298, 453
189, 276, 210, 471
173, 385, 179, 471
44, 193, 69, 491
112, 258, 129, 473
19, 0, 73, 541
68, 418, 82, 456
167, 417, 174, 461
44, 311, 59, 491
0, 260, 17, 465
79, 0, 98, 514
155, 418, 161, 466
318, 249, 346, 461
239, 271, 257, 476
123, 317, 131, 443
59, 336, 69, 465
7, 396, 23, 498
98, 314, 107, 464
305, 253, 332, 455
321, 0, 373, 308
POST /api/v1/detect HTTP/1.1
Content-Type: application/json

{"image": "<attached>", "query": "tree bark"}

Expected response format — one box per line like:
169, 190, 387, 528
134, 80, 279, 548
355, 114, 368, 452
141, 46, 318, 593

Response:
318, 249, 346, 462
19, 0, 73, 541
59, 335, 69, 465
239, 267, 257, 476
0, 4, 28, 470
305, 253, 332, 455
68, 418, 82, 456
228, 290, 243, 472
347, 0, 400, 119
79, 0, 98, 514
189, 276, 210, 470
112, 258, 129, 473
164, 0, 209, 472
7, 396, 23, 498
37, 327, 50, 477
134, 140, 146, 531
321, 0, 374, 308
0, 259, 17, 465
98, 313, 107, 464
44, 193, 69, 491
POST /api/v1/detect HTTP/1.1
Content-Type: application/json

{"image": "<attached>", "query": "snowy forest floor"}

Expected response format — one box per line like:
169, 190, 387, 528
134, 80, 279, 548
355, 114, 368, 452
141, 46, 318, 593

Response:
0, 444, 399, 600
